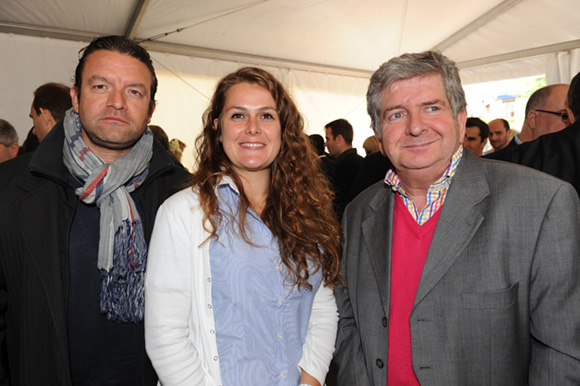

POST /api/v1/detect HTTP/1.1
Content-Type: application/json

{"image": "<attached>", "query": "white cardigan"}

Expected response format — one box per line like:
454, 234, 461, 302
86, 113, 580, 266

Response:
145, 184, 338, 386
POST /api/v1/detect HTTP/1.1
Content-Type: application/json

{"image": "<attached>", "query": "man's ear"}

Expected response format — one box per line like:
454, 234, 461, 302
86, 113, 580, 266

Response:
9, 142, 19, 158
40, 108, 55, 126
566, 106, 576, 124
147, 103, 156, 124
528, 110, 538, 129
456, 110, 467, 144
378, 135, 386, 156
70, 86, 80, 113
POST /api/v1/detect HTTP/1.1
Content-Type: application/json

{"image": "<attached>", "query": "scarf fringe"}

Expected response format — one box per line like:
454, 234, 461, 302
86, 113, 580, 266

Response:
100, 219, 147, 323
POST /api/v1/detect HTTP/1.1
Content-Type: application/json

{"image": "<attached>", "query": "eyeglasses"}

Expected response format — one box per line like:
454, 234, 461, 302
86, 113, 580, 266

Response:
536, 109, 570, 123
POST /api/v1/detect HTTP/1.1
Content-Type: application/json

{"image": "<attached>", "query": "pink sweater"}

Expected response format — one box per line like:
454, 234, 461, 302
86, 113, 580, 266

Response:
387, 195, 441, 385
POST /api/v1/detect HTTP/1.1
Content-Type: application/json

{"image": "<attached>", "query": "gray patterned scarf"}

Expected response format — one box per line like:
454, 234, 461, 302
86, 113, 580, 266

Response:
62, 108, 153, 323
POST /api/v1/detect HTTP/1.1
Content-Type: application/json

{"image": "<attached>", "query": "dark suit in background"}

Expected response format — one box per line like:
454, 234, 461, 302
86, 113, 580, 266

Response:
484, 120, 580, 197
347, 152, 392, 202
332, 148, 363, 219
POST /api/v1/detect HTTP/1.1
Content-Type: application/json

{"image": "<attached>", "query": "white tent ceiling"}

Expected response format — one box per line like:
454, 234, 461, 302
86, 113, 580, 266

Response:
1, 0, 579, 78
1, 0, 579, 168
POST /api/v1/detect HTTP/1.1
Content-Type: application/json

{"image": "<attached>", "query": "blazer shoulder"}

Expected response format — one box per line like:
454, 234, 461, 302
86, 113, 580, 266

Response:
344, 179, 392, 220
464, 155, 577, 208
478, 155, 570, 186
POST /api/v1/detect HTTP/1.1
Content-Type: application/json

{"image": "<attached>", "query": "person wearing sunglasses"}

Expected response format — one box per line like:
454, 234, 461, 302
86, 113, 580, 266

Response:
513, 84, 570, 144
485, 71, 580, 199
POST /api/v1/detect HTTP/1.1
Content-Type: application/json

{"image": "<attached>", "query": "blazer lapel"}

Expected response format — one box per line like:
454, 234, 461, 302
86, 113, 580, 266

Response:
414, 153, 489, 306
362, 185, 396, 316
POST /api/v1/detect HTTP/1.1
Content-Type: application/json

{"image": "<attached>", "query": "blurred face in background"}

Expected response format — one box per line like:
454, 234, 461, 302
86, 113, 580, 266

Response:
488, 119, 510, 150
464, 126, 487, 156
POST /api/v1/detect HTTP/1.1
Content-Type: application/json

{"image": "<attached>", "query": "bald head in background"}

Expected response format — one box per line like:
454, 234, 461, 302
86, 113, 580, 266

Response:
517, 84, 570, 143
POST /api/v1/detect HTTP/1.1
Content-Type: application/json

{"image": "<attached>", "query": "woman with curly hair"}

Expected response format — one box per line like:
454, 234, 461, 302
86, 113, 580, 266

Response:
145, 67, 342, 386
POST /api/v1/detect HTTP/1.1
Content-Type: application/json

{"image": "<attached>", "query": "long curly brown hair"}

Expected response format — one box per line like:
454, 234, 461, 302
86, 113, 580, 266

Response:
190, 67, 342, 291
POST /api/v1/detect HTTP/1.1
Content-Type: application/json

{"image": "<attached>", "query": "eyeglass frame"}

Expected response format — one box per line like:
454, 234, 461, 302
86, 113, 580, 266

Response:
535, 109, 570, 123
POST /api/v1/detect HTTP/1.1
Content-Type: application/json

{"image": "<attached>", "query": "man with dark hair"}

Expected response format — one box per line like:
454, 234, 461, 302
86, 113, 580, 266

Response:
324, 118, 363, 217
487, 118, 512, 151
512, 84, 569, 145
485, 71, 580, 197
0, 35, 189, 385
29, 82, 72, 142
463, 117, 489, 156
309, 133, 336, 179
0, 118, 18, 163
332, 50, 580, 385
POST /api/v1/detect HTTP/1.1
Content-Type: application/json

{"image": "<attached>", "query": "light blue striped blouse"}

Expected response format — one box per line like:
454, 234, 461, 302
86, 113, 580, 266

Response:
209, 181, 322, 386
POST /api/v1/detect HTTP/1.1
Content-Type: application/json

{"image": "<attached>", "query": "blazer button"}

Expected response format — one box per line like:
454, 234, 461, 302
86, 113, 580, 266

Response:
382, 317, 388, 327
376, 358, 384, 368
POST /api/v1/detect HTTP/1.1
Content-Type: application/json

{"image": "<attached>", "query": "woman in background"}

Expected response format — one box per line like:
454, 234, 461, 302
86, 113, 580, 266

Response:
362, 135, 380, 156
145, 67, 341, 386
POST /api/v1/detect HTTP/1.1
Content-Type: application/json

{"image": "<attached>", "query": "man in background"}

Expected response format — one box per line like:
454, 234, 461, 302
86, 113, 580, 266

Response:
324, 118, 363, 218
510, 84, 570, 145
29, 82, 72, 142
309, 133, 336, 180
0, 118, 18, 163
487, 118, 512, 151
485, 71, 580, 197
463, 117, 489, 156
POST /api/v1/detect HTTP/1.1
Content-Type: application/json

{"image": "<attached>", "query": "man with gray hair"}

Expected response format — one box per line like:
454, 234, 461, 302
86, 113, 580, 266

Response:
0, 118, 18, 163
332, 51, 580, 385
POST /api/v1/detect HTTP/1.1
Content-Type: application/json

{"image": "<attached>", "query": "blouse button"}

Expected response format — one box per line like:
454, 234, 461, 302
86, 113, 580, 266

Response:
214, 356, 218, 361
210, 329, 215, 334
276, 264, 282, 271
277, 299, 283, 306
277, 332, 282, 340
207, 277, 212, 282
280, 373, 286, 379
207, 304, 212, 309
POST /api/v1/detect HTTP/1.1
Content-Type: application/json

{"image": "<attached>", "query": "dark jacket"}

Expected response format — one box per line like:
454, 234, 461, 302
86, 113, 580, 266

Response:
332, 148, 363, 219
484, 120, 580, 197
347, 152, 392, 202
0, 120, 190, 386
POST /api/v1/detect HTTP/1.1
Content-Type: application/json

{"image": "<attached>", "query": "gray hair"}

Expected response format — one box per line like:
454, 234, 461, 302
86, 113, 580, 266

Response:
367, 50, 466, 140
0, 119, 18, 147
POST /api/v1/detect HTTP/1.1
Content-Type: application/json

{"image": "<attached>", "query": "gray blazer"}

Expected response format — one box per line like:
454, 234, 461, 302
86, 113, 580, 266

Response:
332, 152, 580, 385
